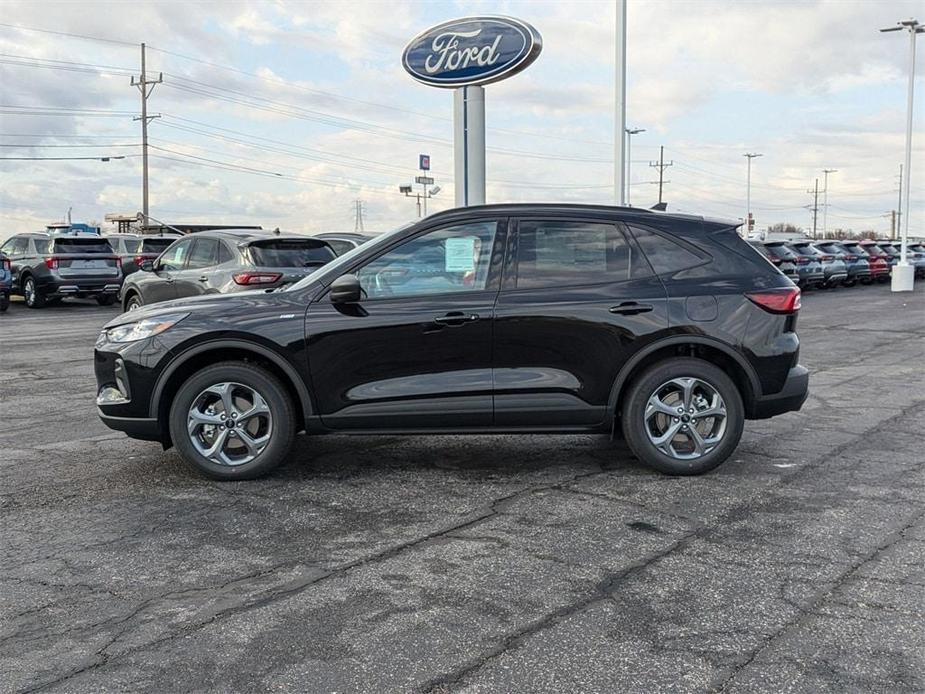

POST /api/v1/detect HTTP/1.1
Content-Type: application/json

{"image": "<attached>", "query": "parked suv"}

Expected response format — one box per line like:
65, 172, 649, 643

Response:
0, 251, 10, 312
765, 241, 823, 288
120, 230, 336, 311
790, 241, 847, 288
106, 232, 181, 276
841, 241, 888, 283
0, 232, 123, 308
814, 240, 870, 286
95, 204, 808, 480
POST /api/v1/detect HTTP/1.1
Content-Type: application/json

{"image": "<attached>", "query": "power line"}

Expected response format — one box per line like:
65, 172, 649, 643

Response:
0, 155, 135, 160
649, 146, 673, 206
0, 22, 137, 46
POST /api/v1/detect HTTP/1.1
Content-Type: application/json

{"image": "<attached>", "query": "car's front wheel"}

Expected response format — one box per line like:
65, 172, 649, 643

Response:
124, 293, 143, 312
622, 358, 744, 475
168, 361, 296, 480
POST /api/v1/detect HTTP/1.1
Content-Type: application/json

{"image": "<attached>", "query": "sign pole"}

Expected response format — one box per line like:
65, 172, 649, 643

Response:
614, 0, 627, 205
454, 86, 486, 207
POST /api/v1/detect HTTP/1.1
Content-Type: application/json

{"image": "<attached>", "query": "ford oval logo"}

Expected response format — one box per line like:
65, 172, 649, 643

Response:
402, 16, 542, 88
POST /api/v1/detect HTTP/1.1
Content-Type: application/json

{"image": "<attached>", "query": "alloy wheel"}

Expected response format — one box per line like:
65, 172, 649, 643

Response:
187, 382, 273, 466
644, 377, 727, 460
24, 279, 35, 306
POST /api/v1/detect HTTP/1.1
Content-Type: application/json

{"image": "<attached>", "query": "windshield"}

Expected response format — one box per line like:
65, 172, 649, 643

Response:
286, 222, 416, 291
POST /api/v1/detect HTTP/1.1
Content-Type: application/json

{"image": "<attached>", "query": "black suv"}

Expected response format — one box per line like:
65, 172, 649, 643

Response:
94, 204, 808, 480
1, 232, 123, 307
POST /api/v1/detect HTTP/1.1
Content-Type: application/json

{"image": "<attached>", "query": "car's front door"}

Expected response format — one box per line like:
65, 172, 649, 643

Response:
306, 219, 504, 429
173, 237, 219, 299
144, 237, 192, 305
493, 217, 669, 427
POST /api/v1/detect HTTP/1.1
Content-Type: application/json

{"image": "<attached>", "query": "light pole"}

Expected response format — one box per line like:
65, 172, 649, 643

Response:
881, 17, 923, 292
624, 127, 645, 206
822, 168, 837, 238
744, 153, 762, 236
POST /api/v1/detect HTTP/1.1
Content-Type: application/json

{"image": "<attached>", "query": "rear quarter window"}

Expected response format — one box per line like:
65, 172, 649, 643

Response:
142, 238, 177, 254
628, 225, 707, 276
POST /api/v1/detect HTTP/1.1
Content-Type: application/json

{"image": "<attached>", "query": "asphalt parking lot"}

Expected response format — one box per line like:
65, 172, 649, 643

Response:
1, 283, 923, 693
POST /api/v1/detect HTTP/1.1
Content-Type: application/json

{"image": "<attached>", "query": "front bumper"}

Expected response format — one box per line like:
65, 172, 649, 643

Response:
97, 411, 163, 441
749, 364, 809, 420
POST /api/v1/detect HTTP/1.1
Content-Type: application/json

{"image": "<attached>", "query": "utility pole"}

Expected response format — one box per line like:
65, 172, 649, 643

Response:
625, 127, 645, 206
648, 145, 673, 206
822, 168, 837, 239
808, 178, 820, 239
353, 200, 365, 232
744, 153, 762, 236
130, 43, 162, 226
891, 209, 896, 235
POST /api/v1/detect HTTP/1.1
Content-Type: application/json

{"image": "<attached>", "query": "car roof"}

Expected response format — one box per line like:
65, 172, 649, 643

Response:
313, 232, 371, 241
422, 203, 741, 229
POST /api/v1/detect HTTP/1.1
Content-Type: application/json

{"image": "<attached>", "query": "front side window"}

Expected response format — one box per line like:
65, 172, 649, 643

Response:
630, 226, 707, 275
158, 239, 193, 271
512, 220, 645, 289
357, 221, 497, 299
1, 238, 27, 256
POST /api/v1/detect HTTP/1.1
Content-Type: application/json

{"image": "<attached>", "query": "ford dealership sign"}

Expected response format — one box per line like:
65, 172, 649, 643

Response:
402, 16, 542, 88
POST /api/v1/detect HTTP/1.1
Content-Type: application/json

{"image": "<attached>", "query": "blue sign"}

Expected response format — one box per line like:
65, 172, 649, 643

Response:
402, 16, 542, 88
419, 154, 430, 171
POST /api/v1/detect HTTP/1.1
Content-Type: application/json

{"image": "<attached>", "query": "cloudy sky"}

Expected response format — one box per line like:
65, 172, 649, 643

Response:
0, 0, 922, 240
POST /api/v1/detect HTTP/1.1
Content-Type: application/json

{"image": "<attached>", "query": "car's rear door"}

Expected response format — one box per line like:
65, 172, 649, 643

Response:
493, 217, 668, 427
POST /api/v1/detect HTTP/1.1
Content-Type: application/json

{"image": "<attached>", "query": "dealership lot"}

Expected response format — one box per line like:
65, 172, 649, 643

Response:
1, 284, 923, 693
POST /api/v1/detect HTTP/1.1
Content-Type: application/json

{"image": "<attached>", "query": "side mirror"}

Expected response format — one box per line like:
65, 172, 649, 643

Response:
329, 274, 362, 304
139, 259, 155, 272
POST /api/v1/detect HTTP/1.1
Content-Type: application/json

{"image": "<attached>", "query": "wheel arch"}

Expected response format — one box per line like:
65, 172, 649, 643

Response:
150, 340, 313, 444
608, 336, 760, 431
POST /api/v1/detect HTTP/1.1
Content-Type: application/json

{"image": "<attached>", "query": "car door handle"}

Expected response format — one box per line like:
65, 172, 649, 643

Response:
609, 302, 654, 315
433, 312, 479, 326
198, 276, 208, 282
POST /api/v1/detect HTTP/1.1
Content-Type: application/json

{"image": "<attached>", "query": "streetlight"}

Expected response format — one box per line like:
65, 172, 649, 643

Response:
881, 17, 923, 292
624, 127, 645, 206
744, 153, 762, 236
822, 168, 837, 238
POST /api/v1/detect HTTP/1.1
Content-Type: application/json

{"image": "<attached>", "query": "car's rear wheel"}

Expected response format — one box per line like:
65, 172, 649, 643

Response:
97, 294, 116, 306
124, 293, 143, 311
23, 277, 45, 308
622, 358, 744, 475
0, 293, 9, 312
168, 361, 296, 480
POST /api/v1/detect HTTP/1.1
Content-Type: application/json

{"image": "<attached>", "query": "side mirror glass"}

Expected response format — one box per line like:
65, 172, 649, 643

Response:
330, 273, 362, 304
139, 259, 155, 272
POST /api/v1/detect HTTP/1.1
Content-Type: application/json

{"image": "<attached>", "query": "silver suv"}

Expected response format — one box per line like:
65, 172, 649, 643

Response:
0, 232, 123, 308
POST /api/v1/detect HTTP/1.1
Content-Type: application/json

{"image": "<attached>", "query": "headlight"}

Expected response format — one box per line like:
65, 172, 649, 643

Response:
105, 313, 188, 343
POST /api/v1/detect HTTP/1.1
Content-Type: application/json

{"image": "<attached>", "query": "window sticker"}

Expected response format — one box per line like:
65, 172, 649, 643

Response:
445, 237, 477, 272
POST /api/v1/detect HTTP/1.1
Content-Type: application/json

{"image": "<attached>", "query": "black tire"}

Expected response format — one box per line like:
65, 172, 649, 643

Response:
621, 357, 745, 476
124, 292, 143, 312
0, 293, 9, 312
168, 361, 296, 480
841, 280, 856, 287
96, 294, 116, 306
23, 276, 46, 308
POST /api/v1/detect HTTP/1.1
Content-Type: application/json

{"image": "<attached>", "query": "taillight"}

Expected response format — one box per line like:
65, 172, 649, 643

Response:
233, 272, 282, 285
770, 257, 782, 266
795, 256, 809, 265
133, 255, 145, 266
1, 258, 9, 271
746, 287, 801, 314
114, 257, 122, 268
44, 256, 58, 270
821, 255, 834, 262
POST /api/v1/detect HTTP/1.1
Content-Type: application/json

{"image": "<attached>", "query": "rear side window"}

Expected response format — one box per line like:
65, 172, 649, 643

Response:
512, 220, 646, 289
629, 226, 706, 276
33, 239, 50, 254
187, 238, 219, 269
52, 238, 114, 254
248, 240, 336, 268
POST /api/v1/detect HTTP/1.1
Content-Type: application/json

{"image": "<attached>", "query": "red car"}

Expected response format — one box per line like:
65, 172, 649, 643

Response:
846, 241, 890, 283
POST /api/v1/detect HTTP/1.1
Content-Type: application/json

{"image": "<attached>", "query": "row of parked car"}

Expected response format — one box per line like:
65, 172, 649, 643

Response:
1, 227, 922, 314
0, 229, 373, 311
747, 238, 925, 288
